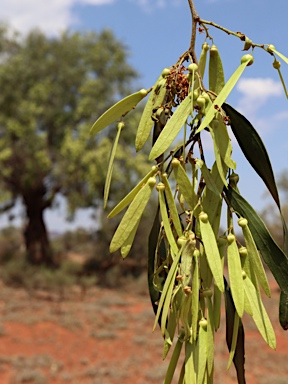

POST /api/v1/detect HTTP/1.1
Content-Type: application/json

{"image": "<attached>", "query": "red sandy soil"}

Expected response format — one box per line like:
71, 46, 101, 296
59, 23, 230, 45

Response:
0, 274, 286, 384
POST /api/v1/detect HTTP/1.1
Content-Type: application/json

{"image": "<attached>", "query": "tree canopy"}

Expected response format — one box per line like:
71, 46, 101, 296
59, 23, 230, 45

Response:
0, 27, 150, 264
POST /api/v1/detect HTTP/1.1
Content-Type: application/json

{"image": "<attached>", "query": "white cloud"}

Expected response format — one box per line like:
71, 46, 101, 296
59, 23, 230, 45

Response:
0, 0, 115, 36
236, 77, 283, 117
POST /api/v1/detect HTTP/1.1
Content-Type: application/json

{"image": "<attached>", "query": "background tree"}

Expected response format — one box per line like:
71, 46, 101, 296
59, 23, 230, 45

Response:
0, 27, 149, 265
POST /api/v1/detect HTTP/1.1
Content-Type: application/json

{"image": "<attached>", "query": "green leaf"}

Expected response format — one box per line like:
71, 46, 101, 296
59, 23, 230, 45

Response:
162, 173, 183, 238
158, 188, 179, 256
120, 217, 140, 258
194, 43, 209, 89
199, 213, 224, 292
192, 254, 200, 340
173, 161, 197, 210
195, 158, 222, 196
135, 76, 167, 151
149, 93, 193, 161
227, 235, 244, 318
163, 331, 184, 384
224, 278, 246, 384
148, 208, 162, 319
243, 275, 276, 349
195, 321, 208, 384
240, 221, 271, 297
227, 312, 240, 370
208, 126, 228, 187
110, 178, 155, 252
206, 296, 214, 376
90, 89, 149, 135
209, 45, 225, 95
196, 59, 251, 134
108, 166, 158, 218
104, 122, 124, 208
222, 103, 280, 209
185, 340, 196, 384
279, 290, 288, 330
225, 186, 288, 296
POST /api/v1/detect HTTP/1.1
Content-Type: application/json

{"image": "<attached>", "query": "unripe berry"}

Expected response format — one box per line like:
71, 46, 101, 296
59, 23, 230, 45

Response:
267, 44, 275, 54
193, 249, 200, 258
116, 121, 125, 130
199, 211, 209, 223
161, 68, 171, 78
202, 42, 210, 52
147, 177, 157, 187
239, 247, 248, 257
273, 60, 281, 69
238, 218, 248, 228
199, 318, 208, 329
172, 158, 180, 168
242, 270, 247, 279
227, 233, 236, 244
210, 45, 218, 54
196, 96, 206, 109
156, 182, 165, 192
188, 63, 198, 72
177, 236, 187, 247
241, 54, 254, 66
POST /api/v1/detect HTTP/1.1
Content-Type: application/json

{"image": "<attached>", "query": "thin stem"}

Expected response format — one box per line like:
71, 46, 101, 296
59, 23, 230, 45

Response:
188, 0, 200, 63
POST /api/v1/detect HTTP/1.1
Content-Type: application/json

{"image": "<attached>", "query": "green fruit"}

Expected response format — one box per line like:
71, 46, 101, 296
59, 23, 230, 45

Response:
193, 89, 200, 101
273, 60, 281, 69
242, 270, 247, 279
241, 54, 254, 66
239, 247, 248, 257
147, 177, 157, 187
156, 182, 165, 192
177, 236, 187, 247
172, 158, 180, 168
139, 88, 149, 97
199, 318, 208, 329
199, 211, 209, 223
184, 286, 192, 295
202, 42, 210, 52
161, 68, 171, 78
227, 233, 236, 244
210, 45, 218, 54
188, 63, 198, 72
238, 218, 248, 228
267, 44, 275, 53
116, 121, 125, 130
193, 249, 200, 258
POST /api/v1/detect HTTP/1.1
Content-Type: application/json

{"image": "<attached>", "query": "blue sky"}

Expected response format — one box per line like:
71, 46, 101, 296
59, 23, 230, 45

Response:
1, 0, 288, 231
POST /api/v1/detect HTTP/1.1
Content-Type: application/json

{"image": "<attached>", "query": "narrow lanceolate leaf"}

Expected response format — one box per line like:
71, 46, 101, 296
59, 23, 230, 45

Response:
161, 265, 178, 337
149, 93, 193, 160
211, 118, 236, 170
208, 127, 228, 187
209, 45, 225, 95
163, 332, 184, 384
224, 278, 246, 384
135, 76, 167, 151
279, 290, 288, 330
159, 187, 179, 256
199, 212, 224, 292
172, 160, 197, 210
206, 295, 215, 376
90, 89, 149, 135
104, 122, 124, 208
195, 320, 208, 384
195, 158, 222, 196
192, 254, 200, 340
225, 186, 288, 296
196, 58, 252, 134
239, 220, 271, 297
180, 234, 196, 286
222, 103, 280, 209
108, 166, 158, 218
227, 234, 244, 318
185, 340, 196, 384
194, 42, 209, 89
213, 238, 226, 330
148, 208, 161, 319
243, 275, 276, 349
162, 173, 183, 238
110, 178, 155, 252
153, 249, 182, 332
227, 312, 240, 370
120, 217, 140, 258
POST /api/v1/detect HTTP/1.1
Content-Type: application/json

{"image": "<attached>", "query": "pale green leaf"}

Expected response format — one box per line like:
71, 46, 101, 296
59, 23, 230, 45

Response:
209, 45, 225, 95
243, 275, 276, 349
196, 60, 251, 134
195, 158, 222, 195
135, 76, 167, 151
104, 122, 124, 208
199, 214, 224, 292
90, 89, 149, 135
269, 46, 288, 64
110, 178, 155, 252
192, 254, 200, 340
108, 166, 158, 218
173, 162, 197, 210
206, 296, 214, 375
195, 321, 208, 384
163, 331, 184, 384
149, 93, 193, 161
227, 235, 244, 317
227, 312, 240, 370
120, 217, 140, 258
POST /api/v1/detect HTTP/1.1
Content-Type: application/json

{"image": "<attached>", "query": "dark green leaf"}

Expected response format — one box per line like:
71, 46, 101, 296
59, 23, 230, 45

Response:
224, 278, 246, 384
222, 103, 280, 209
279, 290, 288, 330
225, 186, 288, 296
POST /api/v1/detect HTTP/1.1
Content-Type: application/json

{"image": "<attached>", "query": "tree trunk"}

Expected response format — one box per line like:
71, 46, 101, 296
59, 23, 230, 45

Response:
23, 189, 55, 266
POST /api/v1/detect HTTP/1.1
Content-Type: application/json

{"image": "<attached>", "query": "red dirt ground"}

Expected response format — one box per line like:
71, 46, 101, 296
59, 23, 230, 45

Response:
0, 273, 286, 384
